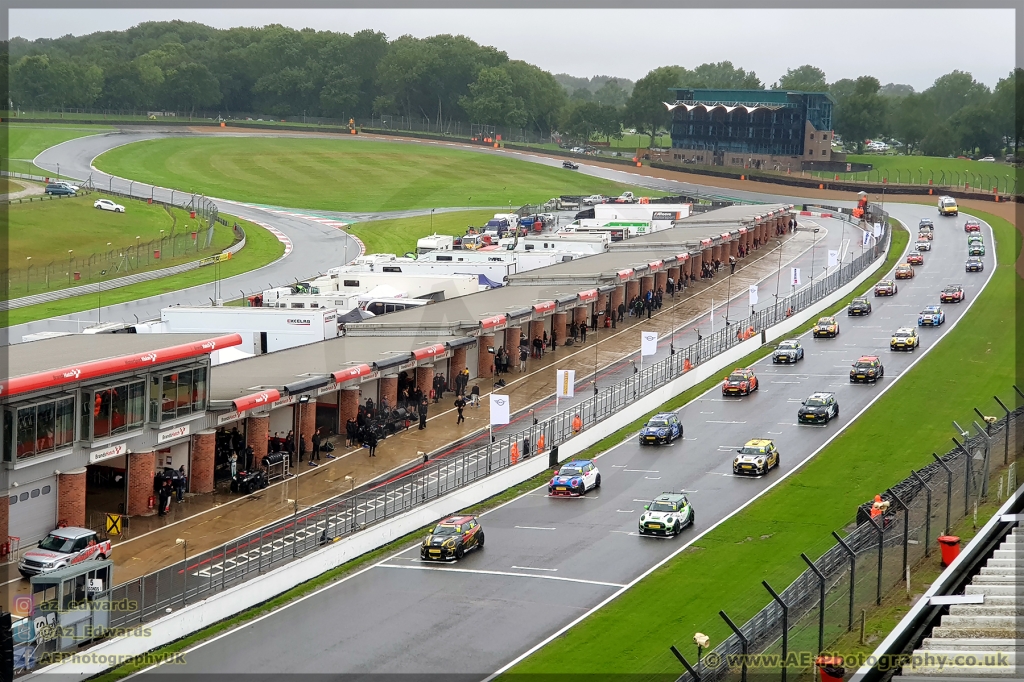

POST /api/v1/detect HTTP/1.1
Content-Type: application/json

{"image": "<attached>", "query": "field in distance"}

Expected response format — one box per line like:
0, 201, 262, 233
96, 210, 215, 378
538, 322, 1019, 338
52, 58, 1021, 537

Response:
94, 135, 662, 213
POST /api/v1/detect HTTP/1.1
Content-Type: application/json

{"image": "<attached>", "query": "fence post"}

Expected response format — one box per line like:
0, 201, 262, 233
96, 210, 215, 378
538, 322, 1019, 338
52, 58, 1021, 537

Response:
953, 437, 972, 515
762, 580, 789, 682
800, 553, 826, 653
719, 610, 748, 682
910, 470, 933, 557
972, 420, 993, 498
831, 531, 857, 632
932, 453, 953, 535
993, 396, 1011, 465
868, 515, 884, 606
889, 488, 910, 575
670, 645, 703, 682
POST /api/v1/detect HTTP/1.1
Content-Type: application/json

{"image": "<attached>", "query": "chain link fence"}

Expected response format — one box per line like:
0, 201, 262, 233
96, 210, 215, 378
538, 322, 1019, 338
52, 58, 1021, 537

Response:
1, 171, 225, 301
668, 399, 1022, 682
13, 210, 891, 674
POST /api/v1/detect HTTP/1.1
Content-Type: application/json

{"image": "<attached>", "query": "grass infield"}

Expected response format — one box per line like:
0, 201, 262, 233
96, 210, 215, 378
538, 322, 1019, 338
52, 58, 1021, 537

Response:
1, 211, 284, 328
93, 136, 662, 213
505, 209, 1016, 678
347, 209, 499, 257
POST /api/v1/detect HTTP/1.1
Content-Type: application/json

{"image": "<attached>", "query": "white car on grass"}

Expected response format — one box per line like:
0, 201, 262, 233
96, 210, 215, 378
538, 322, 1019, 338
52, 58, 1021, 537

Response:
94, 199, 126, 213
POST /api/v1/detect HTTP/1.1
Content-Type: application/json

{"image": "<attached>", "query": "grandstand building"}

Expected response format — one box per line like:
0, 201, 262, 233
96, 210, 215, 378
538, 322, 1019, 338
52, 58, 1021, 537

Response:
665, 89, 836, 170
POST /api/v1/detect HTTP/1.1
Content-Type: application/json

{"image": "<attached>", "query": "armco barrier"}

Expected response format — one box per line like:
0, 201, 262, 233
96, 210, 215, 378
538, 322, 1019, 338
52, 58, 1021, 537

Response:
27, 216, 894, 679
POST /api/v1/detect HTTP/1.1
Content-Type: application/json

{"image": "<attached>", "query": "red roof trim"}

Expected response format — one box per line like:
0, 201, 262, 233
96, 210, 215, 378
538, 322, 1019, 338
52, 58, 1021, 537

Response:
232, 389, 281, 412
332, 364, 373, 384
2, 334, 242, 399
412, 344, 446, 361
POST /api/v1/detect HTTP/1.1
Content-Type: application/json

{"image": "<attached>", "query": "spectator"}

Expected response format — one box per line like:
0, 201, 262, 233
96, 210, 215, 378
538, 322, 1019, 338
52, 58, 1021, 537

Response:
572, 414, 582, 434
176, 466, 187, 502
311, 428, 322, 463
469, 384, 481, 407
580, 322, 587, 343
418, 396, 429, 430
729, 255, 737, 274
455, 396, 466, 424
367, 430, 378, 457
519, 345, 528, 372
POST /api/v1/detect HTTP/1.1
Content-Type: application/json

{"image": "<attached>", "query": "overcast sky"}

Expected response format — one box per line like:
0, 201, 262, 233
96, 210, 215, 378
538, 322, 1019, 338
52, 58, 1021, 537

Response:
9, 9, 1016, 90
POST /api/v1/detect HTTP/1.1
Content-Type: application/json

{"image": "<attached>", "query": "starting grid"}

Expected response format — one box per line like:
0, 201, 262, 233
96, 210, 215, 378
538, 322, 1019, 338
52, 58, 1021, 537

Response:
192, 450, 496, 578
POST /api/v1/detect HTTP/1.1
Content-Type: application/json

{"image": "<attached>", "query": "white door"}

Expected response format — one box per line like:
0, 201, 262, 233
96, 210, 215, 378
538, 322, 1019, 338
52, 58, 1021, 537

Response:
9, 475, 58, 545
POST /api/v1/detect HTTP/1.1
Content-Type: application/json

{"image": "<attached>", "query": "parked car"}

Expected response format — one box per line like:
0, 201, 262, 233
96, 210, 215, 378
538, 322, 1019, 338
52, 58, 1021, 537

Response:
44, 183, 76, 196
978, 156, 995, 162
19, 527, 111, 578
94, 199, 126, 213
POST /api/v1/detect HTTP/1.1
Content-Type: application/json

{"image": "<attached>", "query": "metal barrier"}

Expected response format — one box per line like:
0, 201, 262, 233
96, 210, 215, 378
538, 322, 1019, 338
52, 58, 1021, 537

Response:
13, 211, 892, 673
669, 400, 1022, 682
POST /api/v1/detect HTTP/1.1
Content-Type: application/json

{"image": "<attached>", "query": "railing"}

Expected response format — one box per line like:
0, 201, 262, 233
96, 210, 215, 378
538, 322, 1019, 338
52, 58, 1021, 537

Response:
13, 211, 891, 674
669, 396, 1022, 682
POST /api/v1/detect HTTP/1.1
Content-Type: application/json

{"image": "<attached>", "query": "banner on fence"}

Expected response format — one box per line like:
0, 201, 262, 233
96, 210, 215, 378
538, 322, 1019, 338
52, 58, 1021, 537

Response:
791, 267, 802, 286
748, 285, 758, 306
489, 394, 510, 425
555, 370, 575, 398
862, 230, 872, 246
873, 222, 883, 238
828, 249, 839, 267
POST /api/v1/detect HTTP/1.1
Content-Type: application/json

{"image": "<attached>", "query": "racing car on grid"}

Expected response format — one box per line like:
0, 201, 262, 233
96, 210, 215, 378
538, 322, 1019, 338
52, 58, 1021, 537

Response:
562, 160, 580, 170
847, 297, 872, 316
968, 243, 985, 257
639, 412, 683, 445
722, 368, 759, 396
966, 257, 984, 272
812, 316, 839, 338
895, 264, 915, 279
19, 527, 112, 578
772, 339, 804, 363
638, 492, 694, 536
964, 219, 981, 233
918, 305, 945, 326
918, 218, 934, 230
548, 459, 601, 496
798, 392, 839, 424
916, 237, 932, 252
906, 252, 924, 266
733, 439, 781, 475
874, 280, 898, 296
968, 233, 983, 246
890, 327, 920, 351
420, 515, 484, 561
940, 284, 965, 303
850, 355, 884, 383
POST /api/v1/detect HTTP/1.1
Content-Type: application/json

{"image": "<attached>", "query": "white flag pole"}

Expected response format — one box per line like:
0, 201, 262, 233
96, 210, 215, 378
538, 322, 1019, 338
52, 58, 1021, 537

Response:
710, 297, 715, 335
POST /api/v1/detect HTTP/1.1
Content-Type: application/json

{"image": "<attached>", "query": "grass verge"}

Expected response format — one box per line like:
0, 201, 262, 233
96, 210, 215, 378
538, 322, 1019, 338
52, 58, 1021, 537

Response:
86, 224, 908, 678
1, 213, 284, 328
506, 209, 1016, 678
93, 136, 664, 213
347, 209, 498, 256
1, 123, 114, 175
811, 154, 1016, 192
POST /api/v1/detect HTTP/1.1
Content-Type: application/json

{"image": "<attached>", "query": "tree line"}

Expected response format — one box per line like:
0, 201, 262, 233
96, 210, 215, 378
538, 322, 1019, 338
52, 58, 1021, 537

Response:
5, 21, 1020, 157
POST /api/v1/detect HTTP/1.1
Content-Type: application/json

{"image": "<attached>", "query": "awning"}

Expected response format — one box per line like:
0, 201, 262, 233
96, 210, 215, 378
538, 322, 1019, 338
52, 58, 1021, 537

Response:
332, 364, 373, 384
412, 344, 446, 361
232, 388, 281, 412
532, 301, 556, 316
577, 289, 598, 304
284, 376, 332, 395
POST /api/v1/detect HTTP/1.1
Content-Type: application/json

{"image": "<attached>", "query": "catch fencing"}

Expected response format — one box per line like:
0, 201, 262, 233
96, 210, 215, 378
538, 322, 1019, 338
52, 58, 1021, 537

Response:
13, 210, 891, 674
667, 395, 1022, 682
1, 171, 226, 301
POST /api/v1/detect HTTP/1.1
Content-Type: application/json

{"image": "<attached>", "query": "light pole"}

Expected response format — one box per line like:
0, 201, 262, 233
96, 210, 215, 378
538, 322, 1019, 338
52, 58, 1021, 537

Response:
430, 208, 435, 234
97, 269, 107, 322
176, 538, 188, 605
774, 240, 783, 311
56, 163, 60, 180
809, 228, 820, 288
68, 250, 73, 286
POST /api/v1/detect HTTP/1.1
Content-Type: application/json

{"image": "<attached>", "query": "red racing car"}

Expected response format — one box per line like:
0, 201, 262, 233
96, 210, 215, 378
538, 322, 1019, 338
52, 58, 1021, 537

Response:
940, 284, 965, 303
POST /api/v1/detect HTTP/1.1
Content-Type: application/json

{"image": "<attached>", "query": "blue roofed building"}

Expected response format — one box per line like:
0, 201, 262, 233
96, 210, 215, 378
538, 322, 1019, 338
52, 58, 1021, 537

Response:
664, 89, 836, 170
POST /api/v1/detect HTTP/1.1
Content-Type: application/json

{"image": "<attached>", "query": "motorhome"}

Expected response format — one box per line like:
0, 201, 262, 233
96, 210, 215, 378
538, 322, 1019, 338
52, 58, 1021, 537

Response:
416, 234, 454, 255
498, 232, 610, 255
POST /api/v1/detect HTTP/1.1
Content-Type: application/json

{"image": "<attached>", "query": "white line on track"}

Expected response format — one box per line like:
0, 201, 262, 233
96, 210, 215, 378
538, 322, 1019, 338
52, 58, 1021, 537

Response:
623, 469, 659, 473
645, 476, 662, 480
510, 566, 558, 572
377, 563, 624, 588
514, 525, 557, 531
706, 420, 746, 424
616, 510, 635, 513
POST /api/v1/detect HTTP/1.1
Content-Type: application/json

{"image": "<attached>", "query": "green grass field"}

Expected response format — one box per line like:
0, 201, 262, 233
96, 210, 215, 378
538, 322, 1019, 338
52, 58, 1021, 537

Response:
1, 124, 114, 175
2, 211, 284, 327
4, 193, 234, 300
816, 154, 1016, 192
93, 136, 657, 213
507, 208, 1018, 679
347, 209, 498, 256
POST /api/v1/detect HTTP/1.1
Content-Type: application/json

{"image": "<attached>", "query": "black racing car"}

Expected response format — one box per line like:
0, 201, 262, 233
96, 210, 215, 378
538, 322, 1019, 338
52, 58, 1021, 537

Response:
420, 515, 484, 561
847, 297, 872, 316
798, 392, 839, 424
563, 161, 579, 170
966, 257, 984, 272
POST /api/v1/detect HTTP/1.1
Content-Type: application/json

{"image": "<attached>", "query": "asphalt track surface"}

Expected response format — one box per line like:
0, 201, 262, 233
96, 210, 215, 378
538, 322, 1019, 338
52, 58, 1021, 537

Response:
133, 203, 994, 678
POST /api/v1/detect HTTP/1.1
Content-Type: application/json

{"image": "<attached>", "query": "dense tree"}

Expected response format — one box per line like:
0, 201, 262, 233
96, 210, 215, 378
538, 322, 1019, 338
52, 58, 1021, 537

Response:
923, 71, 990, 121
992, 69, 1020, 156
460, 66, 525, 128
593, 79, 628, 108
623, 66, 685, 140
890, 93, 933, 155
878, 83, 915, 99
162, 62, 221, 117
776, 65, 827, 92
832, 76, 886, 151
691, 61, 762, 89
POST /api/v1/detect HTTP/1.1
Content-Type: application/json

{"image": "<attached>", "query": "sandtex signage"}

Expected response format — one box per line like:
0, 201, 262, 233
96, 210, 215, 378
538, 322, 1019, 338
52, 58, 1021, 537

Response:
157, 424, 190, 444
90, 442, 127, 464
0, 334, 243, 398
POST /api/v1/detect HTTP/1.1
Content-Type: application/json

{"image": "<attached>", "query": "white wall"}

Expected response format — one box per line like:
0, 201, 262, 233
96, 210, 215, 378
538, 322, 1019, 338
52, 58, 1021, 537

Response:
30, 235, 889, 680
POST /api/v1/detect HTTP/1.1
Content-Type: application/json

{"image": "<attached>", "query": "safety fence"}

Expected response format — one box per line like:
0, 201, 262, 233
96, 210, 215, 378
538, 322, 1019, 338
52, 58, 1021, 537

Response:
667, 394, 1023, 682
13, 210, 891, 673
1, 171, 228, 301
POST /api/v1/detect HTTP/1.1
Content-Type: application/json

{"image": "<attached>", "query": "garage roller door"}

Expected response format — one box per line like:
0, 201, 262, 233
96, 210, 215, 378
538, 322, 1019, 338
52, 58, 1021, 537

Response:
9, 476, 57, 545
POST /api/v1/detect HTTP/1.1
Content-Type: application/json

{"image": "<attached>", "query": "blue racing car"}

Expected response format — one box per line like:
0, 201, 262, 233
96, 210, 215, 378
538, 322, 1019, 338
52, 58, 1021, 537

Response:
918, 305, 945, 326
548, 460, 601, 496
639, 413, 683, 445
